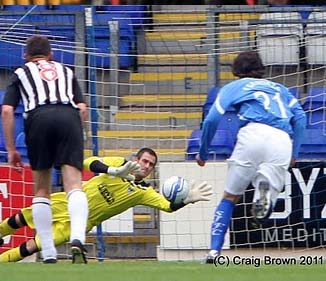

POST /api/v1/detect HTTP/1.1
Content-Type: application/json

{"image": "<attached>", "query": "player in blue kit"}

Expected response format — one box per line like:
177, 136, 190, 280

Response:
196, 51, 307, 263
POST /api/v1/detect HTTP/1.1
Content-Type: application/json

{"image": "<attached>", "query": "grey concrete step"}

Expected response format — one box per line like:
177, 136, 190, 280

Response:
142, 38, 209, 54
137, 53, 208, 66
112, 118, 201, 129
56, 242, 96, 260
120, 94, 206, 107
85, 133, 190, 148
112, 109, 201, 127
128, 71, 234, 94
152, 5, 211, 12
128, 82, 209, 95
137, 65, 207, 73
86, 235, 159, 259
84, 147, 188, 162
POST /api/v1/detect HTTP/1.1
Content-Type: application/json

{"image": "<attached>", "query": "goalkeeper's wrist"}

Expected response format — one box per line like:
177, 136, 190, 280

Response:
89, 160, 110, 174
183, 197, 193, 205
107, 166, 117, 175
170, 201, 186, 211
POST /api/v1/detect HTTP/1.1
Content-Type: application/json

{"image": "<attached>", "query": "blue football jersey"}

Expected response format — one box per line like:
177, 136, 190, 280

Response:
199, 78, 306, 160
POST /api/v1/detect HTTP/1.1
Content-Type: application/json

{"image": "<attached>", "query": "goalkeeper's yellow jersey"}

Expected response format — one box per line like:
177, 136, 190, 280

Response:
22, 156, 172, 231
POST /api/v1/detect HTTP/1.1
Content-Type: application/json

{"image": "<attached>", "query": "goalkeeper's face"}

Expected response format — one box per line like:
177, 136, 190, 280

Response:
134, 152, 156, 181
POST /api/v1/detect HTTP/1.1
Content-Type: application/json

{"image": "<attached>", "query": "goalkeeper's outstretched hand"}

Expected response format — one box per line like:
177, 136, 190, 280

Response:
183, 181, 213, 204
107, 161, 141, 181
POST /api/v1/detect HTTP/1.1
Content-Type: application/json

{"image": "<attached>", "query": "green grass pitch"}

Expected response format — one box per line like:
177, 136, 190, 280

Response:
0, 261, 325, 281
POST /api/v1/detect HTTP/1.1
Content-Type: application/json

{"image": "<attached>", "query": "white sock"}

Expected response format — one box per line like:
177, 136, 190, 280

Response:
209, 250, 219, 256
67, 189, 88, 244
32, 197, 57, 259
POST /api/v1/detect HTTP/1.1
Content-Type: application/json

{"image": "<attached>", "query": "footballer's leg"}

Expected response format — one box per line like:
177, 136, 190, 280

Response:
205, 192, 241, 264
251, 161, 290, 222
252, 130, 292, 222
251, 180, 272, 220
0, 239, 38, 262
70, 239, 88, 264
62, 165, 88, 264
204, 158, 254, 264
206, 198, 234, 264
0, 213, 28, 246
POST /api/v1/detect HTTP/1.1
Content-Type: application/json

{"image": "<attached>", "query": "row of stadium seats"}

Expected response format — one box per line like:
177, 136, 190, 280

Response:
187, 86, 326, 160
0, 5, 147, 69
187, 127, 326, 160
0, 91, 24, 162
1, 85, 326, 163
257, 11, 326, 65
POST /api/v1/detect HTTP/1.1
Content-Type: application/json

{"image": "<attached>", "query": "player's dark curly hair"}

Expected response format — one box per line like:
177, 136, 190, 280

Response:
26, 35, 51, 57
232, 51, 265, 79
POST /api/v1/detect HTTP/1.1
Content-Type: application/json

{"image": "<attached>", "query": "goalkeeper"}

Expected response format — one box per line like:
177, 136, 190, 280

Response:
0, 147, 212, 262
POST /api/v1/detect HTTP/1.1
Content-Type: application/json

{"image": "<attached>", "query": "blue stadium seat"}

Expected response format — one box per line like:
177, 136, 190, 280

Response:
52, 48, 76, 66
14, 113, 24, 138
0, 41, 24, 68
202, 86, 238, 119
0, 35, 75, 67
201, 86, 240, 139
15, 132, 29, 163
94, 38, 133, 68
91, 13, 135, 68
0, 91, 24, 138
0, 151, 7, 163
1, 5, 48, 11
95, 5, 147, 25
298, 128, 326, 159
202, 86, 219, 120
217, 111, 240, 141
0, 9, 136, 69
94, 15, 135, 41
289, 87, 300, 99
302, 88, 326, 129
14, 131, 61, 186
29, 14, 75, 26
302, 87, 326, 111
186, 129, 235, 160
52, 168, 62, 188
0, 90, 5, 103
51, 5, 85, 11
0, 121, 7, 163
306, 110, 326, 129
0, 91, 6, 161
0, 13, 76, 68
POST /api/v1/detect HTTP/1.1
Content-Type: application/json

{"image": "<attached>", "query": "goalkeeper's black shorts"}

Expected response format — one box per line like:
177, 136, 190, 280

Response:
24, 104, 84, 171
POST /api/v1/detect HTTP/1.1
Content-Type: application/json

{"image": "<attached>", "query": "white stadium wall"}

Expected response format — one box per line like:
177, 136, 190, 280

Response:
158, 161, 229, 261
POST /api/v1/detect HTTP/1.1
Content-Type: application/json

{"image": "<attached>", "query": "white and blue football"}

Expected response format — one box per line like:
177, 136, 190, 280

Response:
161, 176, 189, 204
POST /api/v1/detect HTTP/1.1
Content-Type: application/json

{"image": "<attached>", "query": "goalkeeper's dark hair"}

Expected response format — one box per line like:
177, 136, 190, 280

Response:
136, 148, 158, 166
26, 35, 51, 57
232, 50, 265, 79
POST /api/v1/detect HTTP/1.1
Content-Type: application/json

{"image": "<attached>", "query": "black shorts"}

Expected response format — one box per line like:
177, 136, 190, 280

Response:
24, 104, 84, 171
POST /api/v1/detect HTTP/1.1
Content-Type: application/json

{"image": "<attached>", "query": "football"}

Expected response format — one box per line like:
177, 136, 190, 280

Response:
161, 176, 189, 204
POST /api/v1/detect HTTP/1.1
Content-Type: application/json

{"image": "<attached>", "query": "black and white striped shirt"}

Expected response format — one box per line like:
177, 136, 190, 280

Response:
4, 59, 84, 112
